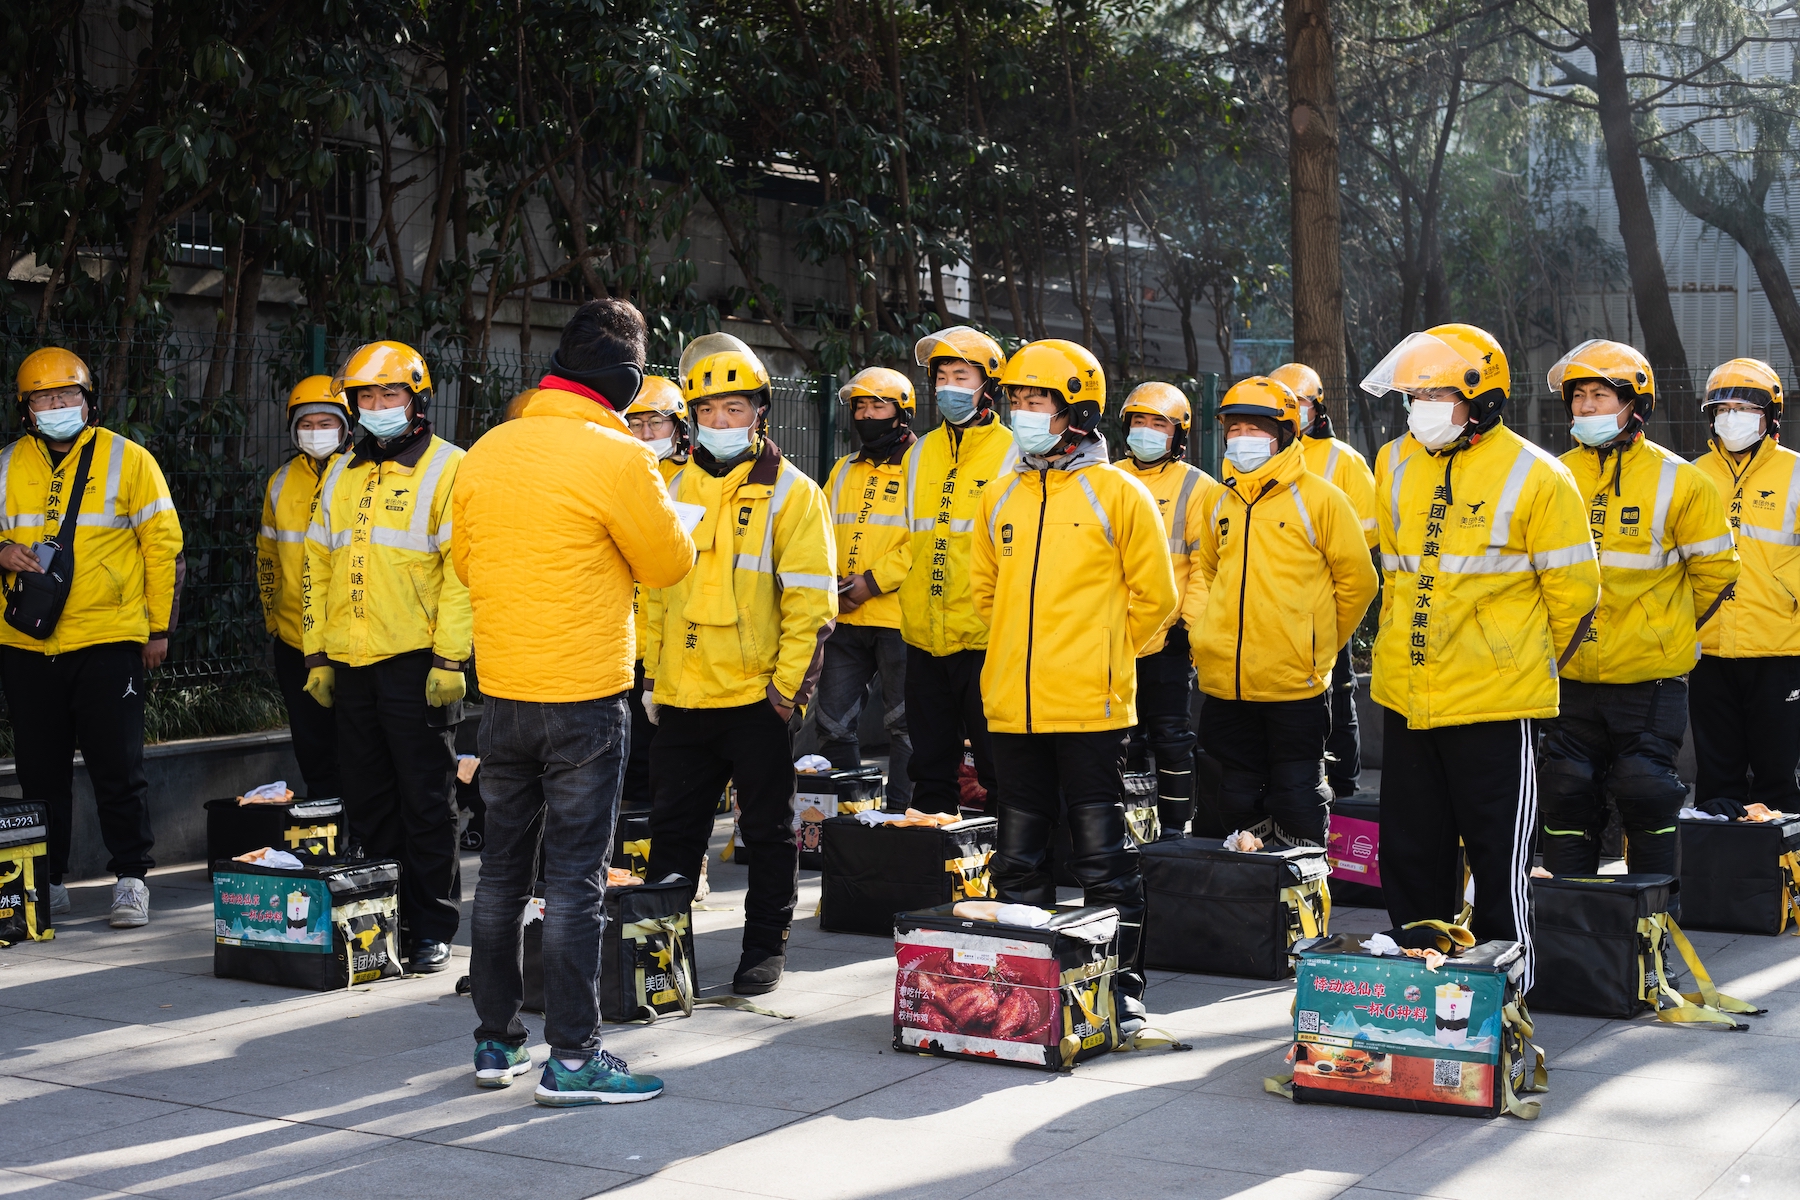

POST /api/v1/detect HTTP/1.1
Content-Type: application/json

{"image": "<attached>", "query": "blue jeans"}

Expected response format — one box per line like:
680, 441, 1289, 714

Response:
470, 694, 627, 1060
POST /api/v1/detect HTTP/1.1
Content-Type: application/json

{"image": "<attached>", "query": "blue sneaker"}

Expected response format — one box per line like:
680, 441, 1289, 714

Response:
534, 1049, 664, 1106
473, 1040, 534, 1088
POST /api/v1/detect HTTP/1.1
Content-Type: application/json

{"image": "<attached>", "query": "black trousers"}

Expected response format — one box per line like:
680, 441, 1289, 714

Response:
905, 646, 995, 812
1128, 627, 1196, 833
2, 642, 151, 884
335, 649, 461, 943
1539, 677, 1686, 876
623, 661, 656, 811
989, 729, 1146, 998
647, 701, 798, 955
272, 637, 341, 800
1690, 654, 1800, 811
1380, 709, 1537, 990
1197, 692, 1332, 846
1325, 643, 1360, 795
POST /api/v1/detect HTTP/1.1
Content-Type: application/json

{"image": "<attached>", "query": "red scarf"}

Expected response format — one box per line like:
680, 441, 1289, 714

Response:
539, 374, 616, 410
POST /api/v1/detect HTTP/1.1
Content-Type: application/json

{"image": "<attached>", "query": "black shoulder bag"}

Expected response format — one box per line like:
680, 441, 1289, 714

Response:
5, 436, 98, 639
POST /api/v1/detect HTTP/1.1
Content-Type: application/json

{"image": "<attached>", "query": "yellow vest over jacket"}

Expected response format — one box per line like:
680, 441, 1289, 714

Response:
899, 418, 1017, 656
259, 454, 334, 650
454, 390, 695, 702
1189, 439, 1378, 702
1372, 422, 1601, 729
1118, 455, 1215, 655
1560, 436, 1738, 684
643, 442, 837, 709
971, 450, 1177, 733
1303, 433, 1379, 548
825, 450, 912, 629
304, 433, 472, 669
1694, 436, 1800, 658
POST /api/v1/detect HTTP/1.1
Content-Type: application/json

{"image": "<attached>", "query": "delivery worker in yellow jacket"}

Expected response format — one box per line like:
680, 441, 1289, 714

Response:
1116, 382, 1215, 837
1, 347, 183, 928
258, 376, 351, 802
899, 327, 1017, 812
971, 340, 1176, 1027
1690, 357, 1800, 815
303, 341, 472, 973
621, 375, 689, 813
1361, 324, 1599, 989
454, 299, 690, 1104
642, 333, 836, 996
1187, 377, 1377, 848
816, 367, 917, 806
1272, 361, 1379, 798
1539, 341, 1738, 880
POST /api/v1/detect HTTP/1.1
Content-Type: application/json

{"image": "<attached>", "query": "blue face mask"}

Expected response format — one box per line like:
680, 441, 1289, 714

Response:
935, 386, 979, 424
1570, 412, 1624, 447
358, 404, 412, 440
1226, 435, 1275, 473
1011, 410, 1063, 457
33, 405, 86, 442
695, 423, 754, 461
1126, 428, 1171, 462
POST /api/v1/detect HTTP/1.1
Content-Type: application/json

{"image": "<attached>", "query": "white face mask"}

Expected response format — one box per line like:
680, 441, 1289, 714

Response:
695, 423, 753, 461
646, 436, 676, 460
1225, 435, 1275, 472
294, 427, 342, 459
1011, 410, 1063, 457
1714, 410, 1764, 453
1407, 399, 1466, 450
1298, 402, 1315, 431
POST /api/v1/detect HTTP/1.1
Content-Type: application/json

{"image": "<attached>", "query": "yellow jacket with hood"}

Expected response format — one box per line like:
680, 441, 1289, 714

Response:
1302, 433, 1379, 549
825, 446, 913, 629
1371, 421, 1601, 729
1560, 434, 1737, 683
898, 416, 1018, 656
643, 438, 837, 709
1693, 434, 1800, 658
971, 439, 1178, 734
632, 455, 684, 665
1117, 454, 1215, 655
1188, 437, 1377, 702
259, 453, 335, 650
0, 425, 183, 655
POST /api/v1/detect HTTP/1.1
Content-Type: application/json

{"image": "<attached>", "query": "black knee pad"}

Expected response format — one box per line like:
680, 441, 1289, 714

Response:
1266, 760, 1329, 846
992, 803, 1058, 905
1215, 767, 1267, 827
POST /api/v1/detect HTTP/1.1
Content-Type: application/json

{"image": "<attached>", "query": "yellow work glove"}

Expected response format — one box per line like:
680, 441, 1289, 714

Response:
303, 666, 335, 709
426, 667, 467, 707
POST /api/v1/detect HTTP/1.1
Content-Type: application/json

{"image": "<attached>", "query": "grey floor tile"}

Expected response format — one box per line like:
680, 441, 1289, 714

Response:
647, 1034, 946, 1114
962, 1146, 1355, 1200
225, 1139, 633, 1199
1698, 1153, 1800, 1199
0, 1166, 137, 1199
1357, 1124, 1740, 1200
0, 1078, 186, 1161
1528, 1067, 1793, 1153
1744, 1098, 1800, 1159
2, 1008, 188, 1077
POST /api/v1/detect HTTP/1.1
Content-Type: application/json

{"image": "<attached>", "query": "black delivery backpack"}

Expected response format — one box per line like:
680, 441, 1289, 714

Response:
213, 859, 404, 990
1678, 814, 1800, 935
611, 809, 651, 880
205, 798, 346, 877
0, 801, 53, 947
519, 877, 698, 1022
1530, 873, 1763, 1027
818, 815, 997, 936
1141, 839, 1330, 979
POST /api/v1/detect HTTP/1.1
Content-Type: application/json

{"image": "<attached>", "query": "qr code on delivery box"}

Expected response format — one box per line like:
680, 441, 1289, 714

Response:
1297, 1010, 1321, 1034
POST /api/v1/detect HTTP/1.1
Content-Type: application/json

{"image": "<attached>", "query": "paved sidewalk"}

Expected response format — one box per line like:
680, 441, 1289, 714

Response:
5, 820, 1800, 1200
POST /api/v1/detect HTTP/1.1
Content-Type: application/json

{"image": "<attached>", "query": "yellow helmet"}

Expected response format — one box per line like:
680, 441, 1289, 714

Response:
679, 332, 770, 405
335, 341, 432, 398
1704, 358, 1783, 411
285, 375, 351, 426
1269, 363, 1324, 406
838, 367, 917, 414
16, 347, 93, 405
1548, 340, 1655, 416
1361, 324, 1509, 408
1120, 382, 1191, 429
999, 339, 1106, 412
624, 375, 688, 421
913, 326, 1006, 379
1218, 376, 1303, 438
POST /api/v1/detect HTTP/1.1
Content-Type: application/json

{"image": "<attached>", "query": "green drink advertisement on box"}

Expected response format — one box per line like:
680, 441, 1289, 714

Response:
214, 871, 332, 952
1293, 954, 1504, 1109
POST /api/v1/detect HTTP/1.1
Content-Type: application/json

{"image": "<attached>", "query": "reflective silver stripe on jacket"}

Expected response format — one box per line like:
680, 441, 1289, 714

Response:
1387, 439, 1410, 534
1438, 445, 1547, 575
1740, 523, 1800, 548
987, 476, 1023, 542
1077, 475, 1115, 545
1167, 464, 1201, 554
1382, 553, 1421, 572
734, 462, 801, 576
1598, 458, 1679, 570
1286, 482, 1316, 547
309, 454, 353, 546
904, 441, 929, 532
1324, 443, 1341, 484
1785, 456, 1800, 535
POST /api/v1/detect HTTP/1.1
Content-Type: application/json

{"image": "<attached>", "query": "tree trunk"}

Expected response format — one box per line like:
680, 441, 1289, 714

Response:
1285, 0, 1347, 425
1104, 240, 1129, 380
1587, 0, 1690, 396
1177, 285, 1199, 377
886, 0, 918, 318
202, 218, 244, 401
1060, 14, 1094, 347
110, 158, 168, 416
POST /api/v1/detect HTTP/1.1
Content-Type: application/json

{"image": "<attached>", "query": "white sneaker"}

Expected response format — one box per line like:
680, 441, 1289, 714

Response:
48, 883, 70, 915
109, 878, 149, 928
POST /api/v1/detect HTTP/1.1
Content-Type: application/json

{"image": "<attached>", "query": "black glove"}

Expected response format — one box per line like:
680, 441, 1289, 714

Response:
1697, 796, 1749, 820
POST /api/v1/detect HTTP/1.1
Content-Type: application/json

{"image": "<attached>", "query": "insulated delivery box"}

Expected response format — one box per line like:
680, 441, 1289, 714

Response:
611, 809, 651, 880
213, 859, 404, 990
818, 814, 997, 936
1141, 839, 1330, 979
0, 802, 52, 947
1275, 934, 1548, 1120
1678, 814, 1800, 935
893, 903, 1120, 1070
205, 797, 345, 877
726, 768, 884, 868
1325, 797, 1383, 908
519, 877, 698, 1023
1530, 873, 1764, 1026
